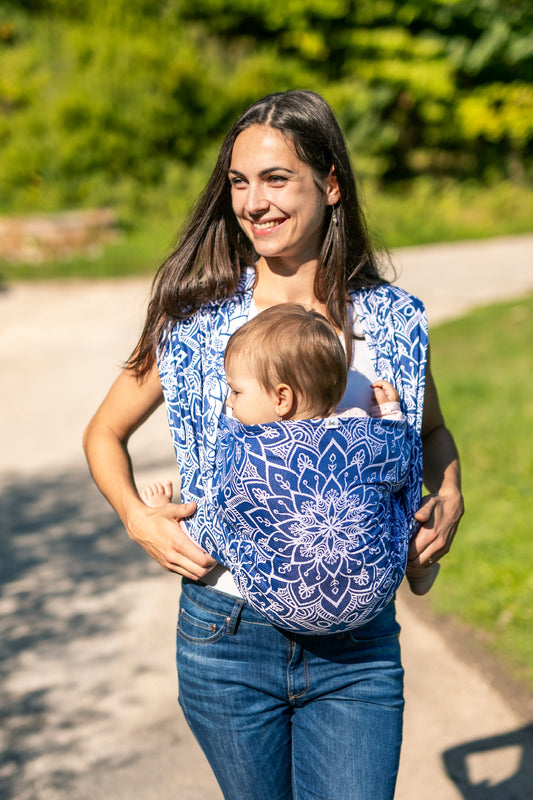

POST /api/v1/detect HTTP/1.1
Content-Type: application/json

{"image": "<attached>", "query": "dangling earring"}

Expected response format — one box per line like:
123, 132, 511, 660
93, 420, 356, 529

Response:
331, 204, 339, 226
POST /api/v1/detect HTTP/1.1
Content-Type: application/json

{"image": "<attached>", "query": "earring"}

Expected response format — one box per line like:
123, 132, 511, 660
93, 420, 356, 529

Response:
331, 204, 339, 226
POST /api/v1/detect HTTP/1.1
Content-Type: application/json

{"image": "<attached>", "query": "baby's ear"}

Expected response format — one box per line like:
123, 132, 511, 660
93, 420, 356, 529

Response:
275, 384, 295, 419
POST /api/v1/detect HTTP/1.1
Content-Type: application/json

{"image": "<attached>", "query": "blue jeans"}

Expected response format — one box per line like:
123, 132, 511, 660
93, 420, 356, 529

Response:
177, 579, 404, 800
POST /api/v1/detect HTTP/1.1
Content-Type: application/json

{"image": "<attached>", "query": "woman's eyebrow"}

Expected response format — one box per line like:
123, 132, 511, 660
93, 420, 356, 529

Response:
228, 166, 296, 177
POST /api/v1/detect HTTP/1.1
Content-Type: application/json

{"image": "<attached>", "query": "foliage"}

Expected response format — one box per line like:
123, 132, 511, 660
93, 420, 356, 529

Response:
0, 0, 532, 216
179, 0, 533, 180
429, 294, 533, 690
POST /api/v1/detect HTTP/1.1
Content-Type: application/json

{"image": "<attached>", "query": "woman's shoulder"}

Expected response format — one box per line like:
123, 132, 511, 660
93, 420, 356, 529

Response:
351, 282, 425, 314
163, 267, 254, 342
159, 267, 255, 363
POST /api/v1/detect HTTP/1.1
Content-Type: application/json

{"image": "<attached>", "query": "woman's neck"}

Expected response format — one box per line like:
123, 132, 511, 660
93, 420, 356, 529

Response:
253, 256, 319, 311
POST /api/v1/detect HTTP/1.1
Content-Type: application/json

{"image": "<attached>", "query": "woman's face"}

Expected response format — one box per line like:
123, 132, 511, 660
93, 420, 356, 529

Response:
229, 125, 338, 269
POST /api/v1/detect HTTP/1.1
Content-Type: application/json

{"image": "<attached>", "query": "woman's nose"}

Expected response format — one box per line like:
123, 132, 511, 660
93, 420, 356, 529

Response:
244, 182, 269, 215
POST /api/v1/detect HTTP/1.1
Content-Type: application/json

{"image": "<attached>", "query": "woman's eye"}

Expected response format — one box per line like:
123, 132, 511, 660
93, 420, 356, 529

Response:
268, 175, 287, 185
229, 176, 245, 187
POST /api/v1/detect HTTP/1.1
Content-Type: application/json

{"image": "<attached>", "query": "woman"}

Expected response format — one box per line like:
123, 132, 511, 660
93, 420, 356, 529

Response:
83, 90, 463, 799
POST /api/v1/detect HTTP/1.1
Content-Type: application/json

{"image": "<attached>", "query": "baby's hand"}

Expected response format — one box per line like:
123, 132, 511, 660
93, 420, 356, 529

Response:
370, 379, 399, 405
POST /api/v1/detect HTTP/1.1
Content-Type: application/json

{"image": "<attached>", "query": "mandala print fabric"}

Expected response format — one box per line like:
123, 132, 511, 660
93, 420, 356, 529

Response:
157, 268, 428, 632
211, 414, 412, 633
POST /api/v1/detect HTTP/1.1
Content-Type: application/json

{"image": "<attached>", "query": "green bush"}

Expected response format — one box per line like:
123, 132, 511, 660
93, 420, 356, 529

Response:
0, 0, 531, 217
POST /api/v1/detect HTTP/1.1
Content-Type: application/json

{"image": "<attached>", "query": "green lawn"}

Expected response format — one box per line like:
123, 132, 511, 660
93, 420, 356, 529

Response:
428, 294, 533, 690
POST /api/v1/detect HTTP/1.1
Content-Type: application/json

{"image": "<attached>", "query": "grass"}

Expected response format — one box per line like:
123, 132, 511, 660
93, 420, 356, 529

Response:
1, 179, 532, 282
427, 294, 533, 691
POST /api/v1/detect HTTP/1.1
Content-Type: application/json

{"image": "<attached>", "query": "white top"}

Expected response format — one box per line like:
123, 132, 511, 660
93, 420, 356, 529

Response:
202, 300, 379, 596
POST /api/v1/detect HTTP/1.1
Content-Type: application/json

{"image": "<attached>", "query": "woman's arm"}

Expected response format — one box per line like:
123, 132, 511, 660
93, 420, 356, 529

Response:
408, 354, 464, 567
82, 364, 217, 579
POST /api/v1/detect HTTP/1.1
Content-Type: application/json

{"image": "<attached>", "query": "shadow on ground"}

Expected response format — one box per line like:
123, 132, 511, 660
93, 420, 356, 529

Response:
0, 464, 172, 799
442, 723, 533, 800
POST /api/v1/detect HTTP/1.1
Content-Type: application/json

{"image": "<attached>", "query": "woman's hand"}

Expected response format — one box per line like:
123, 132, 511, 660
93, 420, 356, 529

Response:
84, 365, 216, 579
126, 498, 218, 580
408, 485, 464, 568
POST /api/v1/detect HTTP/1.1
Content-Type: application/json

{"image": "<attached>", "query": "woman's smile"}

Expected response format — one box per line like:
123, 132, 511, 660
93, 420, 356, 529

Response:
249, 217, 288, 235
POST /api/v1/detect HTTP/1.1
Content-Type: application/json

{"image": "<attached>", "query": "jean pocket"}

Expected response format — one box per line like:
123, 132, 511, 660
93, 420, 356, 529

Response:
347, 603, 401, 646
177, 602, 228, 644
347, 629, 400, 648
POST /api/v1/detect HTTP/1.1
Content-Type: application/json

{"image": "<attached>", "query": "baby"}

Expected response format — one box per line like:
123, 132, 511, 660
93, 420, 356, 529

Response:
143, 304, 439, 632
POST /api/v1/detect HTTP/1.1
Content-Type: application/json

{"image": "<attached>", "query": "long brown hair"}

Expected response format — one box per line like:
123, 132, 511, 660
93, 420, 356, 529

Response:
129, 90, 386, 377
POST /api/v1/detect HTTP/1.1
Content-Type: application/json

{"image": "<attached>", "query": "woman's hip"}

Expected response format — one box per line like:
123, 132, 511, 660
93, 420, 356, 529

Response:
176, 578, 404, 705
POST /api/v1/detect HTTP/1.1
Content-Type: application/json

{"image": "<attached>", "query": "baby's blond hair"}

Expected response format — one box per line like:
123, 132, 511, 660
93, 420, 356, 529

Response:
224, 304, 348, 418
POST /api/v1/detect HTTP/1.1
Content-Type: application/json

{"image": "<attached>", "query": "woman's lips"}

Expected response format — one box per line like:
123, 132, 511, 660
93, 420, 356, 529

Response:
249, 218, 288, 235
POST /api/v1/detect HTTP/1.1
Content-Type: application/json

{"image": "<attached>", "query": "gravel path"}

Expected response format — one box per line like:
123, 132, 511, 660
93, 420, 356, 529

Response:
1, 234, 532, 799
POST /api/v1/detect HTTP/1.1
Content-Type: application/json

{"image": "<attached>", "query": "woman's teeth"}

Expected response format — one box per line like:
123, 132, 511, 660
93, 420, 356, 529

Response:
253, 220, 283, 229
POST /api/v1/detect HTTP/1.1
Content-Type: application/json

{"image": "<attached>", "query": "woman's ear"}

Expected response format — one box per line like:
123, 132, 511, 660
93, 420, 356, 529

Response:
327, 167, 340, 206
274, 384, 295, 419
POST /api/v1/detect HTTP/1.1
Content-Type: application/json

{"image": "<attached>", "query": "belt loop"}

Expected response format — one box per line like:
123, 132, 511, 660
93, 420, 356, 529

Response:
225, 599, 245, 635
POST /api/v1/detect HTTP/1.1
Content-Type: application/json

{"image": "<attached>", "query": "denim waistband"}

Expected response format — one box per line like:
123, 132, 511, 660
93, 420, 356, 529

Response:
180, 577, 400, 642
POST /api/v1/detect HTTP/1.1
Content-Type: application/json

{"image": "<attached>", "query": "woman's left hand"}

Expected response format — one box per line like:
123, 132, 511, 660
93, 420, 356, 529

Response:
408, 486, 464, 568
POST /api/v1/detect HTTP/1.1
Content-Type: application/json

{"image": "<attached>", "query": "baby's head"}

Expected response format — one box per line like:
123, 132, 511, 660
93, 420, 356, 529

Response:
224, 304, 347, 425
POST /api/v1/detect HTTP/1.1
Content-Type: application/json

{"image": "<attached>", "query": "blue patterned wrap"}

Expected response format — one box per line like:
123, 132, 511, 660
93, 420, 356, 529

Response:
210, 413, 411, 632
157, 267, 428, 632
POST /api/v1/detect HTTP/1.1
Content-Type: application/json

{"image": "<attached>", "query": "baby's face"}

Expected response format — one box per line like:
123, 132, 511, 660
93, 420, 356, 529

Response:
225, 361, 278, 425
